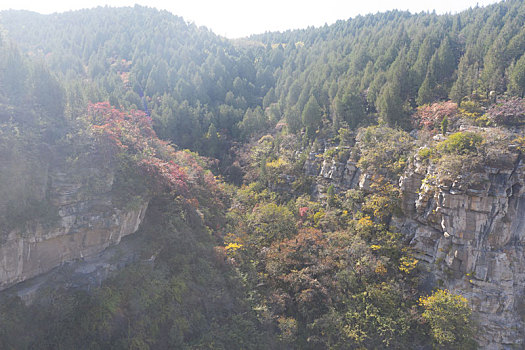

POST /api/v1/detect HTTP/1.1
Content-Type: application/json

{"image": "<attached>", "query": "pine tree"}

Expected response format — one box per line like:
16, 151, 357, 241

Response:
377, 83, 408, 128
510, 55, 525, 97
302, 95, 322, 138
417, 75, 434, 105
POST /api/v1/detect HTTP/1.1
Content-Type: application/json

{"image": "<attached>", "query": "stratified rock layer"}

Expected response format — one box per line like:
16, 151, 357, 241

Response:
303, 139, 525, 348
399, 150, 525, 349
0, 159, 148, 291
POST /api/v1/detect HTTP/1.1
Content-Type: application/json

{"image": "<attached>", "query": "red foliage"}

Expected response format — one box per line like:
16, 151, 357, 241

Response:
298, 207, 309, 218
89, 102, 188, 194
137, 158, 188, 193
412, 101, 458, 132
87, 102, 224, 218
265, 228, 334, 316
486, 97, 525, 126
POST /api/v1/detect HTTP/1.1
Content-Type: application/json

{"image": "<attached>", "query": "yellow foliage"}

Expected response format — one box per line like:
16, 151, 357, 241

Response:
313, 209, 326, 226
419, 289, 469, 307
271, 43, 287, 49
418, 289, 474, 347
399, 255, 418, 274
513, 136, 525, 152
357, 216, 373, 228
225, 242, 243, 252
266, 157, 289, 169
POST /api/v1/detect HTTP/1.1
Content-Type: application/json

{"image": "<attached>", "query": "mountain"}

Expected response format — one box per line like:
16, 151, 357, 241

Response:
3, 1, 525, 155
0, 1, 524, 348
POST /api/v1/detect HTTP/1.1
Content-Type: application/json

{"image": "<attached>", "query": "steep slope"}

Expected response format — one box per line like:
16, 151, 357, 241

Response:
398, 128, 525, 348
0, 89, 269, 348
256, 0, 525, 133
1, 2, 525, 349
0, 142, 149, 291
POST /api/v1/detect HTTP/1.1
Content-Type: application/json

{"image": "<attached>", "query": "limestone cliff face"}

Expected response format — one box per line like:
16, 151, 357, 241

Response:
398, 150, 525, 349
303, 139, 525, 348
0, 156, 148, 291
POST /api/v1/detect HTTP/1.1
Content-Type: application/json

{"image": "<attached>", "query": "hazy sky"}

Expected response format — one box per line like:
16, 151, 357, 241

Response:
0, 0, 501, 38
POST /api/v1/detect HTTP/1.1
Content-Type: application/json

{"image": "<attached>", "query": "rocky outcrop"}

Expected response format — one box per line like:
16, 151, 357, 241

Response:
3, 226, 151, 304
304, 150, 361, 198
0, 156, 148, 292
304, 136, 525, 348
398, 150, 525, 349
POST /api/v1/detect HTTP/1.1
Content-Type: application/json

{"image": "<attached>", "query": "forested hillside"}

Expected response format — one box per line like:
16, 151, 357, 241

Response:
2, 1, 525, 163
1, 6, 271, 174
0, 1, 525, 348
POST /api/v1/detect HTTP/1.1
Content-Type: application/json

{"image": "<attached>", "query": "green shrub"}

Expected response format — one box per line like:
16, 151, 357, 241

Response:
437, 132, 482, 155
459, 101, 492, 126
418, 147, 433, 160
420, 289, 477, 349
357, 126, 414, 180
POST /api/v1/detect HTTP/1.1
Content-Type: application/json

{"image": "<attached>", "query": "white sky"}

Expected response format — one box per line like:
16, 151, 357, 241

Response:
0, 0, 501, 38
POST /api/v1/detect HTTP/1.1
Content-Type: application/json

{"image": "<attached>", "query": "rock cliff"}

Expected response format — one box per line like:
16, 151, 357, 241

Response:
303, 148, 361, 198
398, 147, 525, 349
0, 150, 148, 292
303, 135, 525, 349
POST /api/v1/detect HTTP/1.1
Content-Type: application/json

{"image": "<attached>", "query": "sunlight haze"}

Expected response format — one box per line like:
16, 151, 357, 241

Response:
0, 0, 502, 38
